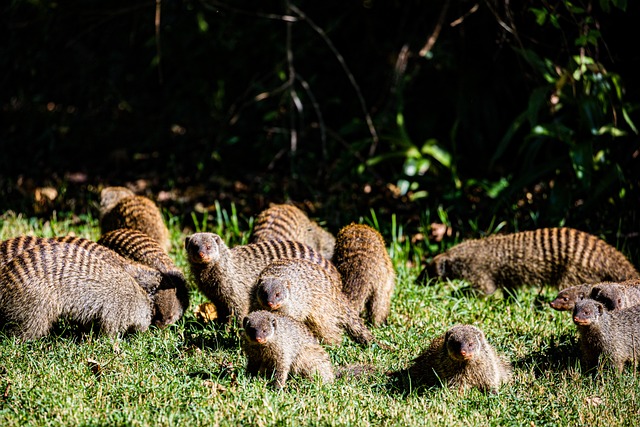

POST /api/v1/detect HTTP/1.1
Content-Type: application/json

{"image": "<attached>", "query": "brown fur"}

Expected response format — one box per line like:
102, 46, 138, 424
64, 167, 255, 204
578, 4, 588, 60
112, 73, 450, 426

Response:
99, 186, 171, 253
0, 240, 153, 340
588, 279, 640, 311
573, 299, 640, 373
184, 232, 339, 322
253, 258, 375, 345
427, 227, 639, 295
250, 203, 336, 260
0, 235, 164, 295
404, 325, 512, 392
550, 284, 594, 311
242, 310, 335, 389
332, 223, 396, 326
97, 228, 190, 327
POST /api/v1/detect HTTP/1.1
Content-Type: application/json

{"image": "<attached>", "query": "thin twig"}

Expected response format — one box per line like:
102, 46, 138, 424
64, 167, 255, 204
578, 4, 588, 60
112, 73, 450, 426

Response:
419, 0, 450, 58
199, 0, 300, 22
286, 1, 299, 157
155, 0, 163, 84
289, 4, 379, 157
296, 74, 327, 159
450, 3, 479, 28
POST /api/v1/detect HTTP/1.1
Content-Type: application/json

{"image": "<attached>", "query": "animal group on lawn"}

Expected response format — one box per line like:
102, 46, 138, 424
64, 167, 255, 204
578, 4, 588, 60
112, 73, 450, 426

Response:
1, 187, 639, 393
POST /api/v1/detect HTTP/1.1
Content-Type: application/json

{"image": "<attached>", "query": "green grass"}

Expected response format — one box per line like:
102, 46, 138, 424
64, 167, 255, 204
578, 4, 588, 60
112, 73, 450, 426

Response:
1, 209, 640, 426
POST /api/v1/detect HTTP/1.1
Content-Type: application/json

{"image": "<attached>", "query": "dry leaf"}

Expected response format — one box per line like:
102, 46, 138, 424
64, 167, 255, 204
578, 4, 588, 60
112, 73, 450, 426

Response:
87, 358, 102, 379
203, 379, 226, 394
194, 302, 219, 323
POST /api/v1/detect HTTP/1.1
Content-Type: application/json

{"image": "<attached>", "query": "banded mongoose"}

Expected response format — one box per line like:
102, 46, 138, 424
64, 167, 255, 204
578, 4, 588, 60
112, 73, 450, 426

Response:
573, 299, 640, 373
250, 203, 336, 260
0, 235, 164, 295
403, 325, 512, 392
184, 232, 339, 322
0, 240, 153, 340
588, 280, 640, 311
425, 227, 639, 295
332, 223, 396, 326
97, 228, 190, 327
99, 186, 171, 253
549, 284, 594, 311
242, 310, 335, 389
253, 258, 375, 345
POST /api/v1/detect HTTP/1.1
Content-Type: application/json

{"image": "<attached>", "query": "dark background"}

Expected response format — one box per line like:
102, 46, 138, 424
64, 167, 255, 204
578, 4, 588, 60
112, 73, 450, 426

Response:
2, 0, 639, 261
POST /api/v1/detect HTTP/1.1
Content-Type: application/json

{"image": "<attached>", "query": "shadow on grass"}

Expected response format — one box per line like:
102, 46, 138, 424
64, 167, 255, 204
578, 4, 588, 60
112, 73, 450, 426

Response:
180, 317, 243, 351
383, 367, 445, 397
513, 332, 581, 377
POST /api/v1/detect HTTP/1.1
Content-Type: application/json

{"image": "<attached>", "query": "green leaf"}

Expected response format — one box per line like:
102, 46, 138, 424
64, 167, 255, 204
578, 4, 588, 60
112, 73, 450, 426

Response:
196, 12, 209, 33
622, 107, 639, 134
529, 8, 548, 26
421, 142, 451, 168
597, 125, 626, 137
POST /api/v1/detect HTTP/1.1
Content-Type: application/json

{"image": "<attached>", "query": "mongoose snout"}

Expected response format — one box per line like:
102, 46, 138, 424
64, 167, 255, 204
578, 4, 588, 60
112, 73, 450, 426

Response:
573, 303, 604, 326
184, 235, 217, 264
550, 295, 571, 310
256, 277, 288, 310
446, 334, 478, 361
243, 315, 275, 344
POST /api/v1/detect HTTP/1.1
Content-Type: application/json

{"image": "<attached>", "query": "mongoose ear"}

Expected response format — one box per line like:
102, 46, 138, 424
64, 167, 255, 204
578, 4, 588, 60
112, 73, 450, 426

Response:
242, 317, 249, 329
597, 303, 604, 315
184, 236, 191, 249
271, 317, 277, 328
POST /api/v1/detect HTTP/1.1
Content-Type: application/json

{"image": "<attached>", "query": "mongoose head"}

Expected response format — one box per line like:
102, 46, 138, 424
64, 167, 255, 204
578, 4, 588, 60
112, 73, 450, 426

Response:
243, 311, 277, 344
100, 186, 135, 215
573, 299, 604, 326
184, 233, 223, 265
590, 283, 625, 311
445, 325, 485, 362
152, 271, 190, 327
432, 252, 458, 280
256, 277, 290, 310
549, 284, 590, 311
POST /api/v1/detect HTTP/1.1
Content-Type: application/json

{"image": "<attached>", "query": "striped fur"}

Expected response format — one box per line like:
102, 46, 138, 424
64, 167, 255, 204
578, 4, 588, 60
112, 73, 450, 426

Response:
429, 227, 639, 295
250, 203, 336, 260
0, 240, 153, 340
98, 228, 190, 327
0, 235, 164, 295
99, 186, 171, 253
332, 223, 396, 326
185, 232, 339, 322
253, 258, 375, 346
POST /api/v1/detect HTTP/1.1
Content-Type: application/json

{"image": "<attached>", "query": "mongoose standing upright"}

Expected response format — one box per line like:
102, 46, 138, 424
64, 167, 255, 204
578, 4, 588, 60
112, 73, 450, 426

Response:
97, 228, 190, 327
588, 280, 640, 311
99, 186, 171, 253
424, 227, 639, 295
0, 240, 153, 340
549, 284, 594, 311
402, 325, 512, 392
573, 299, 640, 373
0, 235, 164, 295
332, 223, 396, 326
242, 310, 335, 389
253, 258, 375, 345
250, 203, 336, 260
184, 232, 339, 322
